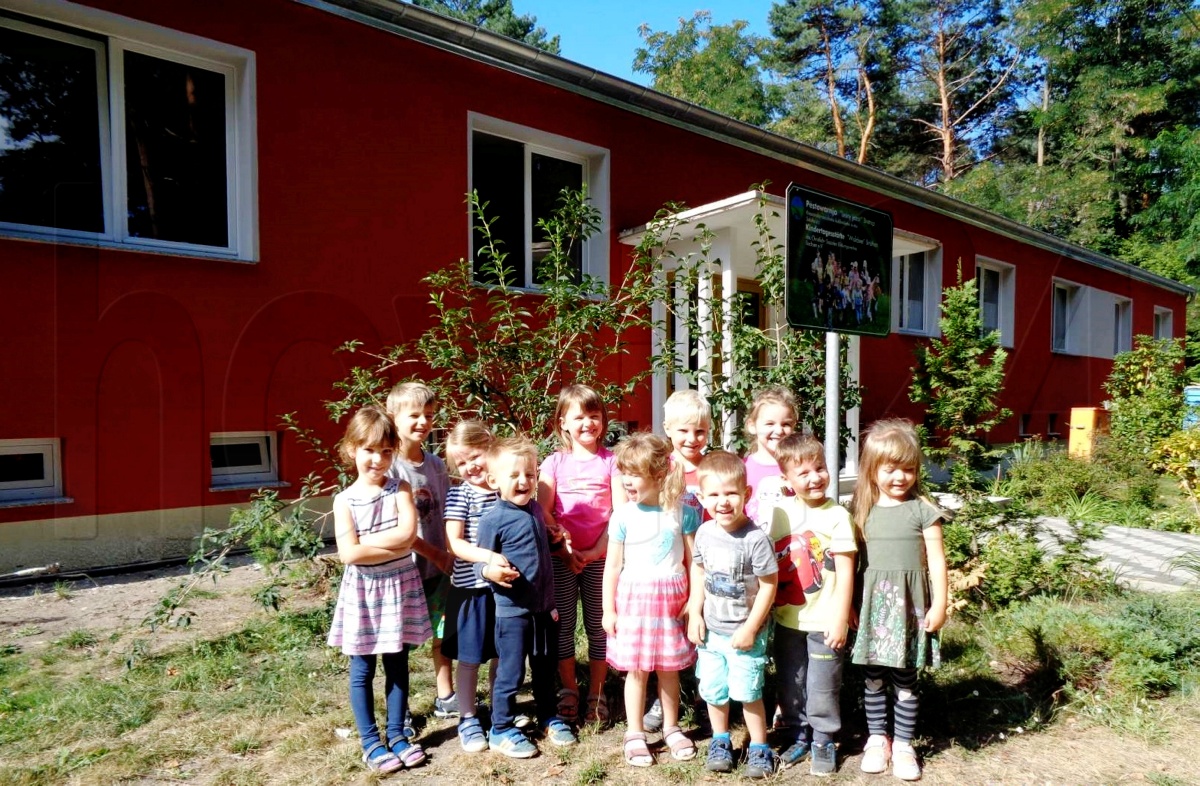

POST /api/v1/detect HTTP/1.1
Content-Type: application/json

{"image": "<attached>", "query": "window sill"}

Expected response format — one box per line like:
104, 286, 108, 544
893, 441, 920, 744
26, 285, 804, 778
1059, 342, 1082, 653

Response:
0, 227, 256, 264
0, 496, 74, 510
895, 328, 935, 338
210, 481, 291, 493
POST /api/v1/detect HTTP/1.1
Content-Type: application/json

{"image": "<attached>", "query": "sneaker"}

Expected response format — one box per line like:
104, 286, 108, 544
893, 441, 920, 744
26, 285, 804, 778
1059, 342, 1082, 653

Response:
543, 717, 578, 747
780, 738, 811, 768
457, 716, 488, 753
489, 728, 538, 759
643, 698, 664, 733
434, 692, 460, 719
744, 746, 779, 779
861, 735, 891, 774
892, 742, 921, 781
513, 713, 534, 729
402, 710, 417, 740
810, 741, 837, 776
705, 736, 735, 773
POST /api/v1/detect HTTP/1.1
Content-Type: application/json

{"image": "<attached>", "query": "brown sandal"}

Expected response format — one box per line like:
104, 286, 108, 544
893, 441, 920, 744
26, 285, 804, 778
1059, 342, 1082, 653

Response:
623, 731, 654, 767
663, 725, 696, 761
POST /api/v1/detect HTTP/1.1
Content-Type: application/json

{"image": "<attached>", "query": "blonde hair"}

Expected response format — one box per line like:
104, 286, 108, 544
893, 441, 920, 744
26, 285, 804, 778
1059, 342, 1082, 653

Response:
696, 449, 748, 492
338, 406, 399, 467
614, 432, 685, 512
553, 384, 607, 450
488, 434, 538, 467
445, 420, 495, 478
775, 433, 825, 472
663, 389, 712, 429
386, 381, 436, 416
745, 385, 799, 440
850, 418, 929, 538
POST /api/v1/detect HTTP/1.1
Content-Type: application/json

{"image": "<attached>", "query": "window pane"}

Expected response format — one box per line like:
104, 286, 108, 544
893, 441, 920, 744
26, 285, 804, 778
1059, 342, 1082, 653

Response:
906, 254, 924, 331
0, 451, 46, 483
1053, 287, 1068, 350
124, 51, 227, 246
210, 441, 264, 470
0, 25, 103, 232
981, 268, 1000, 331
471, 131, 524, 286
531, 152, 583, 285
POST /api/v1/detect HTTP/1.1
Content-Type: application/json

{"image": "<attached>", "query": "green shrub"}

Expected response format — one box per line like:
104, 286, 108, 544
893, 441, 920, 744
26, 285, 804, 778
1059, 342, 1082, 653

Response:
980, 532, 1049, 606
1003, 449, 1124, 511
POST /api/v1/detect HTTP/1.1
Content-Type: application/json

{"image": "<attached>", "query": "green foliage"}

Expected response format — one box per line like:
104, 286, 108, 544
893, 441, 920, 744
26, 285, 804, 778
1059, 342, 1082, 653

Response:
910, 261, 1011, 494
1105, 336, 1186, 458
1152, 428, 1200, 517
980, 531, 1050, 607
412, 0, 560, 53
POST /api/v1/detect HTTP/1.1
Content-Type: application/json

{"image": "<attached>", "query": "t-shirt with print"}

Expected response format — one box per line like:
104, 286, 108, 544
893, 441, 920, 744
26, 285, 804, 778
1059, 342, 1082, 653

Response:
671, 453, 707, 523
745, 453, 789, 534
769, 497, 857, 632
540, 447, 619, 552
608, 502, 701, 579
445, 481, 499, 589
389, 451, 449, 580
692, 518, 778, 635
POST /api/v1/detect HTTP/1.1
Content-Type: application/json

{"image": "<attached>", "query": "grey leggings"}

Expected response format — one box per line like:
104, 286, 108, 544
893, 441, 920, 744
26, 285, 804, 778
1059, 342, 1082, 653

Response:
863, 665, 919, 743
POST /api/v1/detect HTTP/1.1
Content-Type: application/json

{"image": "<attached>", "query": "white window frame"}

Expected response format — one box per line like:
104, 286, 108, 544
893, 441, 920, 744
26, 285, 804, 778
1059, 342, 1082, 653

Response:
0, 438, 64, 504
1154, 307, 1174, 340
975, 257, 1015, 348
890, 243, 942, 337
1, 0, 257, 261
1052, 279, 1081, 353
468, 113, 610, 291
1113, 298, 1132, 355
210, 432, 279, 489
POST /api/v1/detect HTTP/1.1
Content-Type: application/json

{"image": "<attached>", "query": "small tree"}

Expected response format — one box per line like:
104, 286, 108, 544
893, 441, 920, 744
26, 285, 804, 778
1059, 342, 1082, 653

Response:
1104, 335, 1186, 459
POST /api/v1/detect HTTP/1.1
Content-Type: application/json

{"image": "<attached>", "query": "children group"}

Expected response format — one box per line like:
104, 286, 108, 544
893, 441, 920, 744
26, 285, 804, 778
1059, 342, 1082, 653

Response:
327, 381, 948, 781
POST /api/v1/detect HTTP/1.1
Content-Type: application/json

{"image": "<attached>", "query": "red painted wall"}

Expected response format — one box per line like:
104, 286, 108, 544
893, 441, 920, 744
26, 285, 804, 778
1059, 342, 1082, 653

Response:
0, 0, 1186, 531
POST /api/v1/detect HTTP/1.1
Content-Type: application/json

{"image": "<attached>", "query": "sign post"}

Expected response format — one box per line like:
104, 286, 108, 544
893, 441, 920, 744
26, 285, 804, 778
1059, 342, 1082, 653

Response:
785, 185, 893, 499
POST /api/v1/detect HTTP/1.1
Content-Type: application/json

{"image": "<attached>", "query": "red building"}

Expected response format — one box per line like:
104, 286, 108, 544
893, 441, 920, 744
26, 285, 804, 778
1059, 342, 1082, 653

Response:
0, 0, 1189, 572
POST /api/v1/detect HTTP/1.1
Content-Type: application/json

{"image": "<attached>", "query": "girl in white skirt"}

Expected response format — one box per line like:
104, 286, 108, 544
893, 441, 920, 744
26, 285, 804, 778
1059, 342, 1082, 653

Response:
602, 433, 700, 767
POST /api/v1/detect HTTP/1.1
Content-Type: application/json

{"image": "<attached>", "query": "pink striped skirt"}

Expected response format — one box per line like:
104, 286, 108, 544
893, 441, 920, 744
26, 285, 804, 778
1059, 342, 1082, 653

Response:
606, 571, 695, 673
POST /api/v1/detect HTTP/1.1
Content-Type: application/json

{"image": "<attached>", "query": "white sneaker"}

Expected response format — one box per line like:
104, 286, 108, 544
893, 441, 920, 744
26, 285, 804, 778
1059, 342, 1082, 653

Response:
860, 735, 891, 774
891, 742, 921, 781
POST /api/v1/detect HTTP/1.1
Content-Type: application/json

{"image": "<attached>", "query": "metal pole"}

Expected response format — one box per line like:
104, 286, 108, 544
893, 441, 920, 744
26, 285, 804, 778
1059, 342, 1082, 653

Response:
825, 330, 840, 501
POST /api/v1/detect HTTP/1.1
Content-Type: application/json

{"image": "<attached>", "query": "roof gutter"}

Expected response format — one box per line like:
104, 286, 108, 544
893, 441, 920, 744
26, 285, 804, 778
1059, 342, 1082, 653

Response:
297, 0, 1193, 297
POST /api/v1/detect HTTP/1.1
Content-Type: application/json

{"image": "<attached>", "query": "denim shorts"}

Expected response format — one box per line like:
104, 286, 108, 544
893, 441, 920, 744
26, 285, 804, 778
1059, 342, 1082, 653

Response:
695, 626, 768, 705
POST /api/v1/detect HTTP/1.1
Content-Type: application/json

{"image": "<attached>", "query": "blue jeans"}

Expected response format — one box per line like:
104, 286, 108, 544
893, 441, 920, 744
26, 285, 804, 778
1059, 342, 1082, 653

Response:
492, 611, 558, 735
349, 650, 409, 752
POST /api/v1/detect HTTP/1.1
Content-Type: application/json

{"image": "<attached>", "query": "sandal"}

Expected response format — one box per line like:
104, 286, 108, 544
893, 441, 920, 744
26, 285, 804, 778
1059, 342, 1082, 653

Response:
663, 725, 696, 761
584, 692, 609, 725
386, 736, 427, 768
362, 741, 402, 773
623, 731, 654, 767
557, 688, 580, 723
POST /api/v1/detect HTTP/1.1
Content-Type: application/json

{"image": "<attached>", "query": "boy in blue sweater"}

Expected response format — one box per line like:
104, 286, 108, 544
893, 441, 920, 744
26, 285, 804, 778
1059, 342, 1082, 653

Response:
476, 436, 578, 757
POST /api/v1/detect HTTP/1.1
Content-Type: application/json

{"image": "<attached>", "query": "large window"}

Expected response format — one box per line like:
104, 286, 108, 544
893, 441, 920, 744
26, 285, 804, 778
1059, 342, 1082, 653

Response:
976, 258, 1015, 347
1052, 282, 1078, 352
469, 115, 609, 290
0, 438, 65, 505
891, 244, 940, 336
1113, 299, 1132, 355
895, 251, 928, 333
1154, 307, 1174, 340
0, 6, 256, 259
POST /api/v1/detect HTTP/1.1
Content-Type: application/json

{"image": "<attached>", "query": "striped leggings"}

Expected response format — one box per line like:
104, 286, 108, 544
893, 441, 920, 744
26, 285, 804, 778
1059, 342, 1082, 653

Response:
552, 555, 607, 662
863, 665, 920, 743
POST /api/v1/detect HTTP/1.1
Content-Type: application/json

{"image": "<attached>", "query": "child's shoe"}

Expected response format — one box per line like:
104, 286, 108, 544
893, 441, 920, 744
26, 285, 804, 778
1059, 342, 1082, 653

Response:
891, 741, 921, 781
556, 688, 580, 723
584, 692, 609, 725
489, 727, 538, 759
744, 744, 779, 779
362, 742, 402, 773
543, 717, 578, 747
386, 736, 426, 768
780, 737, 810, 768
434, 692, 460, 719
705, 736, 735, 773
861, 734, 891, 774
810, 741, 837, 776
401, 710, 417, 740
643, 697, 664, 733
457, 716, 488, 753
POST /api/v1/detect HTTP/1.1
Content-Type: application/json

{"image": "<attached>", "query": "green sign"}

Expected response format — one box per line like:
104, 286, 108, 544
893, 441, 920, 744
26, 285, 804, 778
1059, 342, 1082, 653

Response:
785, 184, 893, 337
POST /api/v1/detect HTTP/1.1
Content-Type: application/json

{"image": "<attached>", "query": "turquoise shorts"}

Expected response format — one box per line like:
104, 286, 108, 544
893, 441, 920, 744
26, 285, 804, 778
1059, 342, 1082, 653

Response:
695, 627, 768, 705
423, 574, 449, 640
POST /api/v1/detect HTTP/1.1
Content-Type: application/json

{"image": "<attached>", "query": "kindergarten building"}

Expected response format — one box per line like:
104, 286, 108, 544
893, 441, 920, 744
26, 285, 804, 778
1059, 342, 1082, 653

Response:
0, 0, 1190, 572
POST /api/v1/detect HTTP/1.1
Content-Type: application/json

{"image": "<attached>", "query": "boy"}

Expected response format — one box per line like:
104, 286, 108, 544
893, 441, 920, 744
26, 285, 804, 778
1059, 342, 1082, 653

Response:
688, 450, 779, 779
769, 434, 856, 776
476, 436, 578, 757
386, 382, 456, 724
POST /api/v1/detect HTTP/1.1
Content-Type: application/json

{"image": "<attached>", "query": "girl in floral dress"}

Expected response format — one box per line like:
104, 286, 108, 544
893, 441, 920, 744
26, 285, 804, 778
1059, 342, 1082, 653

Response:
849, 419, 947, 782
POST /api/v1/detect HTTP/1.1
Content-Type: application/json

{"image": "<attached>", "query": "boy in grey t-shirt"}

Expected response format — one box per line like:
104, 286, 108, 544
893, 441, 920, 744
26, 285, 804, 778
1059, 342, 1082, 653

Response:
687, 451, 778, 778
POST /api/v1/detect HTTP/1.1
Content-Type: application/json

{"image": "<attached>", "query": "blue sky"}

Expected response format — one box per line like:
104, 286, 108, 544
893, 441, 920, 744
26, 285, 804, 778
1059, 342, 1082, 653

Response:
514, 1, 775, 85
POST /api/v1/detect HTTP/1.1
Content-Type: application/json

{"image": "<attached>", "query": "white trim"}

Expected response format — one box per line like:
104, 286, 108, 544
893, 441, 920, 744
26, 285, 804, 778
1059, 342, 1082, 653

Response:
1113, 298, 1132, 356
210, 431, 279, 486
1051, 278, 1082, 354
976, 257, 1015, 348
0, 0, 258, 261
0, 438, 63, 502
1154, 306, 1174, 341
892, 249, 941, 337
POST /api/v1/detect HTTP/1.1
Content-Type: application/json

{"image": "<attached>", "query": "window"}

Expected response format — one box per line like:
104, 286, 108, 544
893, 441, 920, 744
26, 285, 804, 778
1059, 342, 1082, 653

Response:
1047, 412, 1060, 436
895, 251, 928, 333
1154, 307, 1174, 340
0, 5, 256, 259
210, 432, 278, 488
1113, 299, 1132, 355
469, 115, 609, 289
0, 438, 64, 504
976, 259, 1015, 347
1019, 414, 1031, 437
1052, 282, 1077, 352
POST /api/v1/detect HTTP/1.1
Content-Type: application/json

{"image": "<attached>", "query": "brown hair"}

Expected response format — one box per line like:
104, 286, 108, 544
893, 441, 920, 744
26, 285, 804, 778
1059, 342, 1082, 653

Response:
696, 449, 748, 492
614, 432, 685, 512
338, 406, 399, 466
445, 420, 496, 478
850, 418, 929, 538
552, 384, 607, 450
745, 385, 799, 441
775, 433, 825, 472
386, 381, 436, 416
488, 434, 539, 467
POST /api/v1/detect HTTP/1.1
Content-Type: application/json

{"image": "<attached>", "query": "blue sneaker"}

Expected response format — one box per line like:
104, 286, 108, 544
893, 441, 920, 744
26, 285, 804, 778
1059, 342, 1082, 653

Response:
781, 738, 811, 767
543, 717, 578, 747
458, 716, 488, 753
706, 736, 735, 773
744, 745, 778, 779
489, 728, 538, 759
810, 741, 837, 776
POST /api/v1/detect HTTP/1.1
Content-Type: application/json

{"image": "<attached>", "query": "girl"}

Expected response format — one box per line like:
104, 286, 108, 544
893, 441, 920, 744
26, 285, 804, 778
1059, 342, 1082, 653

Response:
442, 420, 516, 752
849, 419, 948, 782
327, 406, 431, 773
602, 433, 700, 767
744, 386, 800, 533
538, 384, 626, 725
